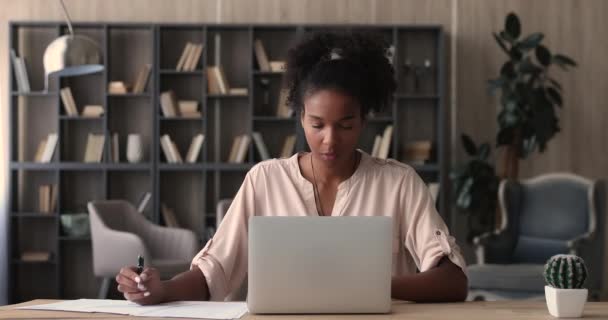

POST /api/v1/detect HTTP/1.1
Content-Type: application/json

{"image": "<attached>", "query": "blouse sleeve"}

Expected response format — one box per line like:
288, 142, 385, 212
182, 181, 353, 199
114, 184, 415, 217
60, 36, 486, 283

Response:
401, 168, 467, 276
190, 168, 258, 301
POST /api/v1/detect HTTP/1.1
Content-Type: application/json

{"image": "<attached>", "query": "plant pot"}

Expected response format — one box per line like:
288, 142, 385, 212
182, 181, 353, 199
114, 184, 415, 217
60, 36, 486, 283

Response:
545, 285, 587, 318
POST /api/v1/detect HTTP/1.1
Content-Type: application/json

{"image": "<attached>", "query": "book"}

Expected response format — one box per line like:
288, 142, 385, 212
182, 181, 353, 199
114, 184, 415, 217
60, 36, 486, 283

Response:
160, 91, 179, 117
21, 251, 51, 262
49, 184, 57, 213
84, 134, 105, 163
11, 49, 30, 92
280, 135, 296, 158
227, 135, 243, 163
185, 134, 205, 163
111, 133, 119, 163
132, 64, 151, 94
251, 132, 270, 161
160, 135, 176, 163
176, 42, 194, 71
33, 138, 47, 162
254, 39, 271, 72
161, 203, 180, 228
185, 44, 203, 71
228, 88, 248, 96
371, 135, 382, 157
234, 134, 251, 163
137, 192, 152, 213
60, 87, 78, 116
108, 81, 129, 94
170, 141, 183, 163
39, 185, 50, 213
206, 66, 222, 94
40, 133, 58, 163
269, 60, 286, 72
216, 66, 230, 94
377, 125, 394, 160
81, 105, 104, 118
178, 100, 199, 114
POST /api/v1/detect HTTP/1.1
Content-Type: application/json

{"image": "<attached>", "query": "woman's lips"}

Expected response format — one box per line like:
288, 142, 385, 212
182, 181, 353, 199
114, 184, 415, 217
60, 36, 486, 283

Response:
320, 152, 337, 160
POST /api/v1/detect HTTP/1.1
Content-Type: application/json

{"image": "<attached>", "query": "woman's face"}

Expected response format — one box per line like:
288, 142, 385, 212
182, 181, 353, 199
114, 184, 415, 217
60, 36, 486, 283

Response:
301, 89, 364, 167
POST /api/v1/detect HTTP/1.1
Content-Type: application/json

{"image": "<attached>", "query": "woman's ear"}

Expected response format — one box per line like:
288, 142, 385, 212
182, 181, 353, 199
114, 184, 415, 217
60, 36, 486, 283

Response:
300, 108, 305, 127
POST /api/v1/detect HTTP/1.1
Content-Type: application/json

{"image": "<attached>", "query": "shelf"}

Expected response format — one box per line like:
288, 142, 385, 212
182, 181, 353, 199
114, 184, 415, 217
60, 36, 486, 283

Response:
105, 163, 152, 171
160, 69, 203, 75
107, 93, 151, 98
11, 212, 57, 218
11, 91, 57, 97
57, 163, 105, 170
59, 116, 104, 121
160, 116, 204, 121
10, 162, 58, 170
159, 163, 205, 171
208, 163, 253, 171
253, 116, 296, 122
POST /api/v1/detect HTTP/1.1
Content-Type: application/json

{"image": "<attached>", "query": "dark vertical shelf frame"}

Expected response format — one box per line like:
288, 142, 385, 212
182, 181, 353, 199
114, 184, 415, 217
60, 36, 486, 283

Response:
9, 22, 447, 303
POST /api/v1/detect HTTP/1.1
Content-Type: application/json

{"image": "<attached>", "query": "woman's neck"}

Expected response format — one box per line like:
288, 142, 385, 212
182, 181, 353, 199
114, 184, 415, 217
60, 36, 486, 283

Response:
310, 151, 359, 185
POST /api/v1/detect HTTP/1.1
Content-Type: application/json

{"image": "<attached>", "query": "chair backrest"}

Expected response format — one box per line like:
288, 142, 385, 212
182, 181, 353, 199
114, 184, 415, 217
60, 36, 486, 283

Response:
88, 200, 149, 277
499, 173, 598, 263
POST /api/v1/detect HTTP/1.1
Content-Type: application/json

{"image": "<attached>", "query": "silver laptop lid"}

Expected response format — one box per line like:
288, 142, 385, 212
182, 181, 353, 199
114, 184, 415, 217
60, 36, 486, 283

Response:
248, 216, 392, 314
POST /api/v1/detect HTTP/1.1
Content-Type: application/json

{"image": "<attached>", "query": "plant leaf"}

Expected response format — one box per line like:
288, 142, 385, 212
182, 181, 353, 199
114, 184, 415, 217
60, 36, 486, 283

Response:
505, 12, 521, 40
549, 78, 562, 91
509, 47, 523, 61
493, 32, 510, 56
478, 143, 491, 161
536, 45, 552, 66
546, 87, 563, 107
500, 61, 516, 78
518, 32, 544, 50
461, 134, 478, 156
553, 54, 578, 68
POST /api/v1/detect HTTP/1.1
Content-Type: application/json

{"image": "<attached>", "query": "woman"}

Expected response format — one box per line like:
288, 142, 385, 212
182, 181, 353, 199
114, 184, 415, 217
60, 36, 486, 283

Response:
116, 32, 468, 304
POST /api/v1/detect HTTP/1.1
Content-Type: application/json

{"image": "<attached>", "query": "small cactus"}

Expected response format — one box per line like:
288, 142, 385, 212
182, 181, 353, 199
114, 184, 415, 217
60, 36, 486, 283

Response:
544, 254, 588, 289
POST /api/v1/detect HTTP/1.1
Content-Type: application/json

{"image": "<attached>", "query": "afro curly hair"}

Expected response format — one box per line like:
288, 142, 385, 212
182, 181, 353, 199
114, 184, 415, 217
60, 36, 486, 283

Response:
284, 31, 396, 117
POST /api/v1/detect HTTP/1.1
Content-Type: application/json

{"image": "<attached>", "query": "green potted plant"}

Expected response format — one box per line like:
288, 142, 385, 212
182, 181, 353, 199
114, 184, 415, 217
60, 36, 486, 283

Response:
452, 12, 577, 240
544, 254, 588, 318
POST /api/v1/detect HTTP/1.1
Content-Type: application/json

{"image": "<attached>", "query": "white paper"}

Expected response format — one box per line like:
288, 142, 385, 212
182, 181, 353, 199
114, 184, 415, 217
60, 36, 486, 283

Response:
18, 299, 248, 319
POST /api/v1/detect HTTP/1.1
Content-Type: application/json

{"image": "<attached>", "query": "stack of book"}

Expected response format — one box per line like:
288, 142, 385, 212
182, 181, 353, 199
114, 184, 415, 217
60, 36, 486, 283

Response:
20, 251, 52, 262
81, 105, 104, 118
132, 64, 152, 94
11, 49, 30, 93
109, 133, 120, 163
227, 134, 251, 163
207, 66, 248, 96
160, 90, 204, 118
253, 39, 286, 73
60, 87, 79, 116
176, 42, 204, 71
370, 125, 394, 159
83, 134, 106, 163
160, 134, 204, 163
34, 133, 58, 163
38, 184, 57, 214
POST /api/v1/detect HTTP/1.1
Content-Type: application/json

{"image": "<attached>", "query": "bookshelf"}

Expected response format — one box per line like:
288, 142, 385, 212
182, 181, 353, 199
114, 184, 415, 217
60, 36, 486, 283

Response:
8, 22, 446, 302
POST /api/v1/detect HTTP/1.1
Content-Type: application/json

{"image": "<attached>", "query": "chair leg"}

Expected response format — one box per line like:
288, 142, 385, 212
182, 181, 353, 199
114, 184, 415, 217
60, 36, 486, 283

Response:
98, 277, 111, 299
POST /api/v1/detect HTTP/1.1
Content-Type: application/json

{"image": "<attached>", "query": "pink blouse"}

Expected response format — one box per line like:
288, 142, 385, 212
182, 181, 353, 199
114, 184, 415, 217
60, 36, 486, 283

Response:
191, 150, 467, 301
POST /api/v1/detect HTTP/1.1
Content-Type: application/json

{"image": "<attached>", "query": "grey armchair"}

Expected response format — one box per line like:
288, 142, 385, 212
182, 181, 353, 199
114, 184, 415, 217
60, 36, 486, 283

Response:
88, 200, 199, 298
467, 173, 605, 301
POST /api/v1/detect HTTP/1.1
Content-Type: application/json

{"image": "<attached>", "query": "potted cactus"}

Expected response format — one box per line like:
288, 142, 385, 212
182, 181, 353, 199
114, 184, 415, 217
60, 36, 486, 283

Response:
544, 254, 588, 318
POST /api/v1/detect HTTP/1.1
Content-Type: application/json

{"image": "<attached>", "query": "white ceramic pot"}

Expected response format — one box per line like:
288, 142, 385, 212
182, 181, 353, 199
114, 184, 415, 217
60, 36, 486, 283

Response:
545, 285, 587, 318
126, 134, 143, 163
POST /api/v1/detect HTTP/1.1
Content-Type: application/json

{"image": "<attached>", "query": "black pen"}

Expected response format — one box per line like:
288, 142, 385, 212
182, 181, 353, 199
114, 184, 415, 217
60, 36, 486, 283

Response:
137, 255, 144, 275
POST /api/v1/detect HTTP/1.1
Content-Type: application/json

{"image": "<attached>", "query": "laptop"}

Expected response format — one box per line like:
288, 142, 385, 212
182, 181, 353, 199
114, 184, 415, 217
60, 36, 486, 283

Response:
247, 216, 392, 314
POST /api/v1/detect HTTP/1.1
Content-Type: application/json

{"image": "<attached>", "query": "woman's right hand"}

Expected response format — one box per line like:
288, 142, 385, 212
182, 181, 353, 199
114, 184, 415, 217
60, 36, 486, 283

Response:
116, 266, 165, 305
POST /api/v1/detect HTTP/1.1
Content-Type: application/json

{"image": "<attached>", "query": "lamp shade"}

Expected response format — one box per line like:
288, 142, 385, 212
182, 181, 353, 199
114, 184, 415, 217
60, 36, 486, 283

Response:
43, 34, 104, 89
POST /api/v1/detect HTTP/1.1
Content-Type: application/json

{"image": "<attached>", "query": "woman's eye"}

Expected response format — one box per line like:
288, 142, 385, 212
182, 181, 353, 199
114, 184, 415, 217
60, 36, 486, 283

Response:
311, 124, 322, 129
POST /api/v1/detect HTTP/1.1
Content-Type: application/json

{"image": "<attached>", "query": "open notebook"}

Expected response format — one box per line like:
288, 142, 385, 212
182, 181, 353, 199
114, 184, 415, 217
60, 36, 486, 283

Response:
18, 299, 248, 319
